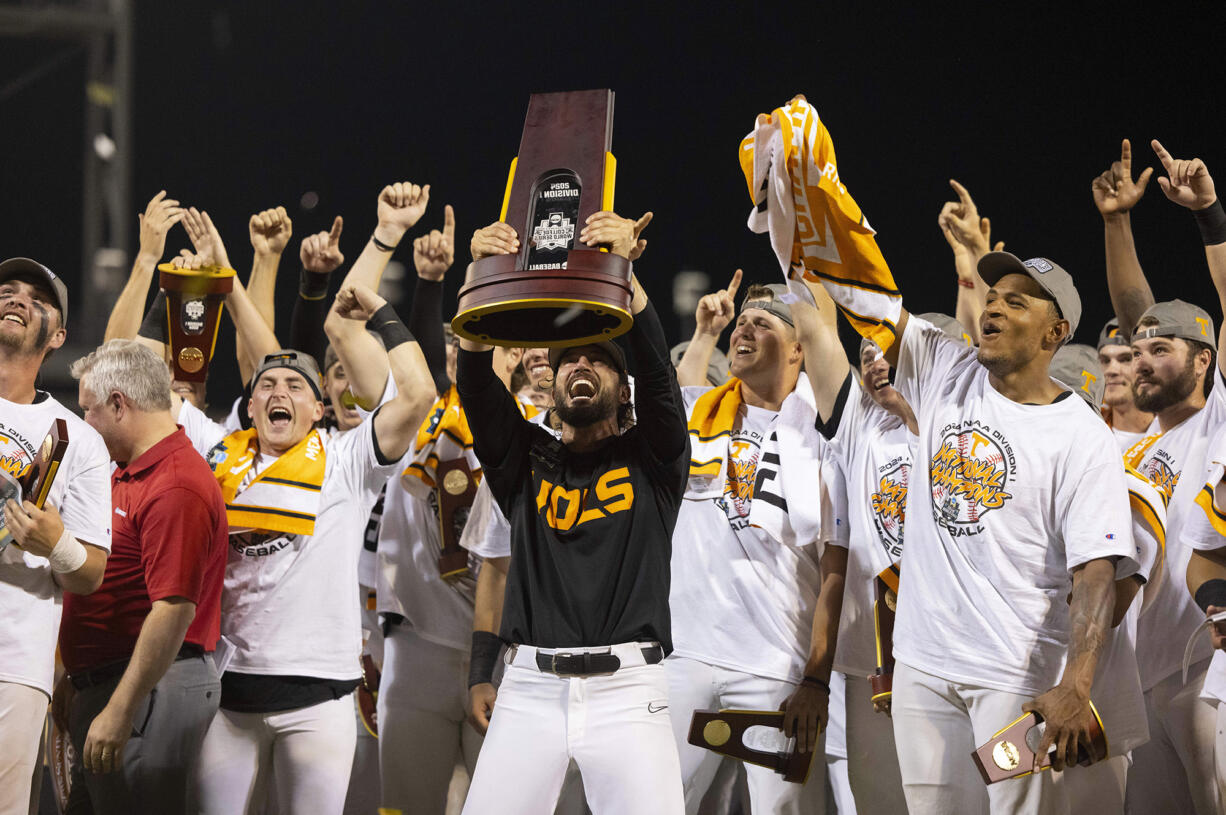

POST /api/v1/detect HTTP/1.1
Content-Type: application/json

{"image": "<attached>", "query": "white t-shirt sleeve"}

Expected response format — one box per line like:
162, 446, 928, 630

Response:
1059, 450, 1136, 576
820, 447, 850, 550
895, 315, 976, 416
331, 417, 401, 503
461, 478, 511, 559
177, 399, 229, 457
1184, 424, 1226, 552
355, 375, 397, 422
58, 425, 112, 551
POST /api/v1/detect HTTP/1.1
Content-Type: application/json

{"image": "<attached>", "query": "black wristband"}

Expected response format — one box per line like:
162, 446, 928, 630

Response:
137, 291, 168, 343
299, 269, 331, 300
371, 234, 397, 253
1193, 200, 1226, 246
801, 675, 830, 694
1195, 578, 1226, 614
468, 631, 503, 688
365, 303, 414, 350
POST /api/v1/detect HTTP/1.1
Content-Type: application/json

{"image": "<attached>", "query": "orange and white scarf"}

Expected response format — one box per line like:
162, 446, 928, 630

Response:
212, 428, 326, 536
739, 96, 902, 352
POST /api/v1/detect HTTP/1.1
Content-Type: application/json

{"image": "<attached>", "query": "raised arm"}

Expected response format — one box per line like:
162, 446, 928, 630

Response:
104, 191, 183, 342
290, 216, 345, 367
331, 284, 434, 461
247, 206, 292, 333
676, 269, 740, 387
938, 179, 996, 343
790, 281, 851, 423
1092, 139, 1157, 336
409, 204, 457, 395
1152, 139, 1226, 374
337, 182, 430, 295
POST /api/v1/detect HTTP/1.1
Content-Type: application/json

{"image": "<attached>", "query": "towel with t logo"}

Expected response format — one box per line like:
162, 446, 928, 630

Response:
211, 428, 326, 536
403, 385, 538, 498
739, 95, 902, 351
685, 373, 827, 547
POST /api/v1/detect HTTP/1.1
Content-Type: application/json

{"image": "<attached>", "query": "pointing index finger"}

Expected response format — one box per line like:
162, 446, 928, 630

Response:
443, 205, 456, 242
949, 179, 972, 208
726, 268, 743, 299
328, 216, 343, 245
1152, 139, 1174, 171
1121, 138, 1133, 171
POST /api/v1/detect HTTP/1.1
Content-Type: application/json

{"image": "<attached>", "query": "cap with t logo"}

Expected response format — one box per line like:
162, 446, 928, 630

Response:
1133, 299, 1216, 351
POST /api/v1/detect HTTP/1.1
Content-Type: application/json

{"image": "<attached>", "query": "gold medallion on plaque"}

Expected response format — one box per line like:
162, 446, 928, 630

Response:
178, 347, 205, 374
443, 469, 470, 496
703, 719, 732, 748
884, 588, 897, 612
992, 740, 1021, 771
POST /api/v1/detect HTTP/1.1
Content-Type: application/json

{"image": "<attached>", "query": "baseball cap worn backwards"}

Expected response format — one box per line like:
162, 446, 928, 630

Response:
0, 257, 69, 323
1098, 318, 1127, 350
977, 252, 1081, 337
740, 284, 794, 327
1050, 343, 1105, 408
252, 349, 324, 400
1133, 299, 1216, 351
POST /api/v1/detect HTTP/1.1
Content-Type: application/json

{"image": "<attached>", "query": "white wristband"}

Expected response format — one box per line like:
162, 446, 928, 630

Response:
48, 529, 87, 574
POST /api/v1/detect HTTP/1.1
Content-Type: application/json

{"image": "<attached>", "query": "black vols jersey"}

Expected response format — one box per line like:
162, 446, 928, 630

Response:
457, 302, 689, 652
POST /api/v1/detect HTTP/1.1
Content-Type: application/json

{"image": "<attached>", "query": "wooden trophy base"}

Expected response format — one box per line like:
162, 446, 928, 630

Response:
971, 706, 1108, 784
453, 250, 633, 347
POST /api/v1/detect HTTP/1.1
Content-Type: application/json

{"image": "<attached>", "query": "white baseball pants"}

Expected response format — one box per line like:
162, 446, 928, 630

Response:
843, 674, 905, 815
378, 625, 482, 814
462, 644, 683, 815
0, 681, 47, 815
665, 655, 827, 815
891, 660, 1068, 815
1125, 657, 1219, 815
195, 695, 356, 815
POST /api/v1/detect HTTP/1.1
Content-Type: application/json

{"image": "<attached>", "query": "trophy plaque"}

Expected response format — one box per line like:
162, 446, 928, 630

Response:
453, 89, 634, 348
0, 419, 68, 552
687, 709, 817, 784
357, 654, 381, 738
871, 563, 900, 704
158, 263, 236, 381
436, 458, 478, 579
971, 703, 1109, 784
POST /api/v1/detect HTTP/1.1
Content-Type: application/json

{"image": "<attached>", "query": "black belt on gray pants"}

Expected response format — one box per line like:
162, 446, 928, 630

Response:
71, 643, 206, 690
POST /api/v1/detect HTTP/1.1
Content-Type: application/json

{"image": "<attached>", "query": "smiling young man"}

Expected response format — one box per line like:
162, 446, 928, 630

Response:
0, 258, 111, 815
669, 279, 847, 814
1094, 139, 1226, 815
846, 250, 1135, 815
1097, 318, 1154, 451
456, 210, 689, 814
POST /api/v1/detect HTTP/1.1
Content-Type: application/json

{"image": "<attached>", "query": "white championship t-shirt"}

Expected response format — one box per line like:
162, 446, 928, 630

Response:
0, 393, 111, 695
1131, 370, 1226, 689
892, 317, 1134, 696
1179, 422, 1226, 705
179, 401, 396, 680
829, 374, 914, 678
669, 385, 845, 683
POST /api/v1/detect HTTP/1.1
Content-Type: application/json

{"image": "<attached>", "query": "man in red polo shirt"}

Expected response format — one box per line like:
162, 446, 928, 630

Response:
55, 339, 227, 815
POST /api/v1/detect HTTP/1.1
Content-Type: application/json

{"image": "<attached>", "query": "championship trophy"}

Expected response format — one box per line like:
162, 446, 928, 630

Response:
871, 563, 900, 705
157, 263, 236, 381
971, 703, 1109, 783
436, 458, 478, 579
0, 418, 69, 552
687, 709, 817, 784
452, 89, 634, 347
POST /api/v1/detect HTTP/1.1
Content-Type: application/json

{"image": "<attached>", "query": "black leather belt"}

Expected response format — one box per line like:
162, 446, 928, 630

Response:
535, 645, 664, 677
71, 643, 206, 689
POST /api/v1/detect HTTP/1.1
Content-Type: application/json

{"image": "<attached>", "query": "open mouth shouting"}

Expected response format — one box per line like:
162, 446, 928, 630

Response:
567, 371, 598, 405
0, 310, 27, 327
267, 405, 293, 429
980, 320, 1002, 341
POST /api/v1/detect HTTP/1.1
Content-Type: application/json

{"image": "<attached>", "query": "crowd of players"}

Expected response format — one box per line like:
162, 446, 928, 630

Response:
1, 134, 1225, 815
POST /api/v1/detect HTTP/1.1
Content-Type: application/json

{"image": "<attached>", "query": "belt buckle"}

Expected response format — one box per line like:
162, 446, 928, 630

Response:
551, 652, 575, 676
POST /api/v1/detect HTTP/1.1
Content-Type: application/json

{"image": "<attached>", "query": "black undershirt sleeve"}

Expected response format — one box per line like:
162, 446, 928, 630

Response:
815, 371, 853, 439
408, 277, 450, 396
289, 269, 333, 369
457, 348, 531, 499
622, 300, 688, 469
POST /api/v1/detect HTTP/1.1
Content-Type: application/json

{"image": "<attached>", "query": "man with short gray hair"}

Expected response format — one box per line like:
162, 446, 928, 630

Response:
56, 339, 228, 815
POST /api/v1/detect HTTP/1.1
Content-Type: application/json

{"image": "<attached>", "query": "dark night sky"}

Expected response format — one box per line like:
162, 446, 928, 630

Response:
3, 1, 1226, 409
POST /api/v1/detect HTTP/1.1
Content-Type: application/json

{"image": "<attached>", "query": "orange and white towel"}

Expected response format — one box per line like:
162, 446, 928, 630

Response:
739, 95, 902, 351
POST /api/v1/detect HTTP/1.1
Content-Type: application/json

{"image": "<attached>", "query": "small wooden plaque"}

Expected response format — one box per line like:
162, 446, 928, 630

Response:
687, 709, 816, 784
971, 705, 1108, 784
21, 418, 69, 509
436, 458, 478, 579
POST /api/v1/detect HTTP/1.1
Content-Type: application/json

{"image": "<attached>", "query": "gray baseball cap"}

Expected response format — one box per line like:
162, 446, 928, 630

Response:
977, 252, 1081, 338
740, 283, 794, 327
1133, 299, 1216, 351
916, 312, 974, 346
252, 349, 324, 400
670, 341, 730, 386
1098, 318, 1127, 349
0, 257, 68, 323
1050, 343, 1105, 407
